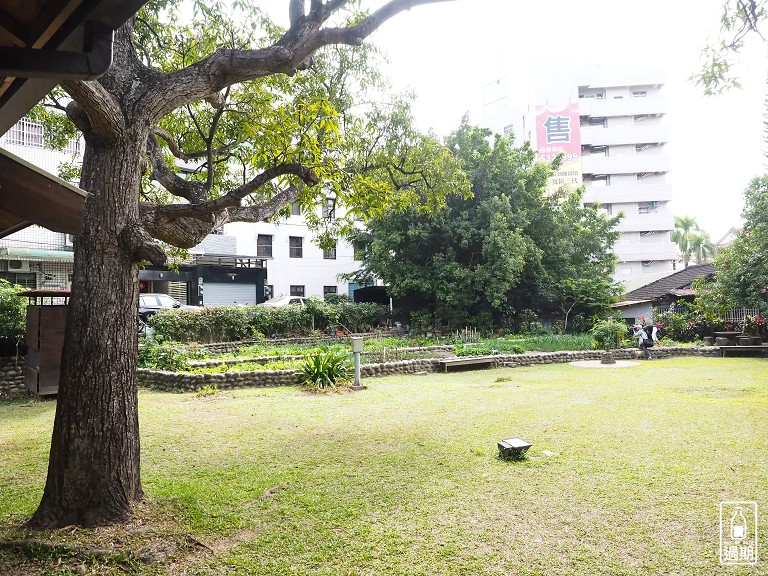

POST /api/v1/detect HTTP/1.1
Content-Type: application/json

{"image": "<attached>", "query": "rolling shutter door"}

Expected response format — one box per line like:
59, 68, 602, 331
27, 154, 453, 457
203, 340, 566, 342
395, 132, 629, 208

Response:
203, 283, 257, 306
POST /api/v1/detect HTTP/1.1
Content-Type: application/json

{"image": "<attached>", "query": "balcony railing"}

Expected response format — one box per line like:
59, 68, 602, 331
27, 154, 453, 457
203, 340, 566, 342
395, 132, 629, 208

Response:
582, 153, 670, 175
581, 125, 668, 146
578, 96, 666, 118
583, 183, 673, 205
616, 212, 675, 232
614, 242, 678, 261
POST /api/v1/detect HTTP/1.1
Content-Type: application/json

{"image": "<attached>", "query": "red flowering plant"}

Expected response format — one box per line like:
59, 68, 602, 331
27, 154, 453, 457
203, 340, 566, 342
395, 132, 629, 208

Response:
743, 315, 767, 339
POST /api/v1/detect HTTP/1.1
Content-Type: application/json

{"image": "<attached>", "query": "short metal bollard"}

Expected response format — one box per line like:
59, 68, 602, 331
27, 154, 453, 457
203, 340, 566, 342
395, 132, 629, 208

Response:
350, 336, 366, 390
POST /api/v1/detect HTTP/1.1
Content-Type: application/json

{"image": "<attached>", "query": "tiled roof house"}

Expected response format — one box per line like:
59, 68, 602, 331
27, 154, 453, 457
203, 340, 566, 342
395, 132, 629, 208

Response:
612, 264, 716, 323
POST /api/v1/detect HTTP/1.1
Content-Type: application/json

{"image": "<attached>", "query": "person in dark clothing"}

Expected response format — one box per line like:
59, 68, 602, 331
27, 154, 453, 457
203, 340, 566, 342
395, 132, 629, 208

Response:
632, 324, 653, 360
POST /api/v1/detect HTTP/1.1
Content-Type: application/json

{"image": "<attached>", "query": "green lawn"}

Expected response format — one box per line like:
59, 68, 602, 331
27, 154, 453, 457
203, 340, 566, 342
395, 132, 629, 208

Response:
1, 357, 766, 575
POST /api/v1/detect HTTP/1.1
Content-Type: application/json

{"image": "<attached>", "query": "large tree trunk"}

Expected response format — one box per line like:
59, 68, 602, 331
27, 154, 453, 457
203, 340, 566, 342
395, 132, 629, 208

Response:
27, 129, 148, 528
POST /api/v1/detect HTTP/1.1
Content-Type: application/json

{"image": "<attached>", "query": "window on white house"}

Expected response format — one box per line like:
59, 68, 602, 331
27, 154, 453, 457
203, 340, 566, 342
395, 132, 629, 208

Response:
323, 241, 337, 260
289, 236, 303, 258
257, 234, 273, 258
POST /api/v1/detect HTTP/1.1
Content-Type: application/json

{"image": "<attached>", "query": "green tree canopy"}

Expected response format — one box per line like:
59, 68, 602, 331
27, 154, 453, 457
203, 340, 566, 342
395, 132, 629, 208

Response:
672, 214, 702, 268
689, 230, 717, 264
350, 120, 622, 332
711, 176, 768, 308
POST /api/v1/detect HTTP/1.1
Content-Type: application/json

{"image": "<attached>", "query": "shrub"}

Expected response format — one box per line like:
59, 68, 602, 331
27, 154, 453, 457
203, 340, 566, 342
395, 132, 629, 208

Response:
324, 293, 350, 304
299, 350, 352, 390
590, 317, 628, 350
475, 339, 528, 354
196, 385, 218, 397
138, 337, 189, 371
653, 300, 724, 342
149, 301, 387, 343
743, 314, 767, 338
336, 301, 387, 333
454, 345, 496, 356
0, 279, 26, 345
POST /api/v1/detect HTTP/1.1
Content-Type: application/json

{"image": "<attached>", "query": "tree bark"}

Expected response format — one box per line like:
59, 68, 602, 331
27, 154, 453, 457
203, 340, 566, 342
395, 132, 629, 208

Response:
27, 128, 149, 528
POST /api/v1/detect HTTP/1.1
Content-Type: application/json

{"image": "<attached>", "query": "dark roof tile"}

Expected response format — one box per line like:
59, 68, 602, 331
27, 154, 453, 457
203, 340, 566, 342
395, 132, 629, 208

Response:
624, 264, 715, 301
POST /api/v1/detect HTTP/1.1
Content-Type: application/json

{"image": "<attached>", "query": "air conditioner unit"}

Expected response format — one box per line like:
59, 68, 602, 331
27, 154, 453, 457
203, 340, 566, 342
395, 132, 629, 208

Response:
7, 259, 30, 272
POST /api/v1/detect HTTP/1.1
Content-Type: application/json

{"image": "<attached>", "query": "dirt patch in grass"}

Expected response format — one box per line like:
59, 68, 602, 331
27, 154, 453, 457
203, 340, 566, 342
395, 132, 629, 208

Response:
0, 500, 270, 576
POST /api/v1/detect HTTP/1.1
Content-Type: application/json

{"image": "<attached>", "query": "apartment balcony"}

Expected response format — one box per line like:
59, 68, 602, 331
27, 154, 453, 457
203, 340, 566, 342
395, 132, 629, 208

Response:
582, 183, 673, 204
580, 125, 668, 146
614, 241, 678, 262
582, 153, 670, 175
578, 96, 666, 118
616, 212, 675, 233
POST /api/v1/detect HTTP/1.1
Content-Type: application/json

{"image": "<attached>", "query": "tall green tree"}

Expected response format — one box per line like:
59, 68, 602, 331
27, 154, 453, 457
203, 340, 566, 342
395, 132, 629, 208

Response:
712, 176, 768, 308
351, 120, 622, 331
672, 215, 701, 268
27, 0, 460, 529
689, 230, 717, 264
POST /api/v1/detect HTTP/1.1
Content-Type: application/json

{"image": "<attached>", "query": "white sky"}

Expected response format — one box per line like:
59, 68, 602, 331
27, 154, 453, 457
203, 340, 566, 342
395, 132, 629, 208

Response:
263, 1, 768, 240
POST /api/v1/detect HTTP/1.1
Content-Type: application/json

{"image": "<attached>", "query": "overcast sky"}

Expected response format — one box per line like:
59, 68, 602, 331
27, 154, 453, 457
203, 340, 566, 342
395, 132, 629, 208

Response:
263, 1, 768, 240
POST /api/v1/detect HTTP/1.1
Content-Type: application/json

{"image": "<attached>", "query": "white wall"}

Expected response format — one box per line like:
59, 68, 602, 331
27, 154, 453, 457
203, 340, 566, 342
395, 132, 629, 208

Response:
227, 215, 362, 299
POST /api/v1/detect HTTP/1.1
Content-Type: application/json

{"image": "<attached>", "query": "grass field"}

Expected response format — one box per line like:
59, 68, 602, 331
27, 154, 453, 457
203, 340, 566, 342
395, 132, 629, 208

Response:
1, 357, 766, 575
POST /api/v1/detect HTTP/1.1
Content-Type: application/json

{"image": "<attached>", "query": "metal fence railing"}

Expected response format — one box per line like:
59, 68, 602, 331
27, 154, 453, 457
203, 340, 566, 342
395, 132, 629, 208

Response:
719, 308, 761, 324
655, 306, 761, 326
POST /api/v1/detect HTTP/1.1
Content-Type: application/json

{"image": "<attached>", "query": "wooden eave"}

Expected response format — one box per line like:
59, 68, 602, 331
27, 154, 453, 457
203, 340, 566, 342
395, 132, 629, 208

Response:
0, 0, 147, 237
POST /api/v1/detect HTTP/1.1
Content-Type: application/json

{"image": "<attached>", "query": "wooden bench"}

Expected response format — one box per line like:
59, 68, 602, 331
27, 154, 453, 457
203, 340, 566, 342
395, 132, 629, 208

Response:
719, 345, 768, 358
436, 356, 498, 372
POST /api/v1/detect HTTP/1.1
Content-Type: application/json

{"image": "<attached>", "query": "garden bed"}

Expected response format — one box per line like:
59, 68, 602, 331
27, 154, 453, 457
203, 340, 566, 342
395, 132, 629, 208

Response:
138, 346, 720, 392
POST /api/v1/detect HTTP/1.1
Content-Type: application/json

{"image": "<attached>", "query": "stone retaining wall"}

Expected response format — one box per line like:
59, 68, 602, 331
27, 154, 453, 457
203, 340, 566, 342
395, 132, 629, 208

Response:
138, 368, 300, 392
0, 356, 26, 398
138, 346, 720, 392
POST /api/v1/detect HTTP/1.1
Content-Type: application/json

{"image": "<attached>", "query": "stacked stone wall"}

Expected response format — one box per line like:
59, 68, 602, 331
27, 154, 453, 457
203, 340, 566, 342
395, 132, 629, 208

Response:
0, 356, 26, 398
137, 346, 721, 392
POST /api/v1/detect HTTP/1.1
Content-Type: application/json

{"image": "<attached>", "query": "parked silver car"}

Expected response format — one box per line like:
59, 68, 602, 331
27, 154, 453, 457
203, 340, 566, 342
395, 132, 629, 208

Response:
139, 293, 200, 321
257, 295, 307, 308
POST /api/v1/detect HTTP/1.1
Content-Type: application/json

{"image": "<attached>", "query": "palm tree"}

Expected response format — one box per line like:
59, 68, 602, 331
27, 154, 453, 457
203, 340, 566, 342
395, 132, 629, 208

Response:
689, 230, 716, 264
671, 215, 700, 268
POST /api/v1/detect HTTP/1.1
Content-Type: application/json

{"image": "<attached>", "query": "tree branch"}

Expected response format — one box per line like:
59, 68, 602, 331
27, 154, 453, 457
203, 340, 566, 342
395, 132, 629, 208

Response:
204, 86, 230, 192
62, 80, 125, 140
289, 0, 306, 28
308, 0, 349, 23
315, 0, 455, 46
145, 163, 318, 224
148, 136, 208, 203
139, 185, 302, 248
152, 126, 239, 162
118, 222, 168, 266
227, 185, 301, 222
139, 204, 230, 248
137, 0, 454, 121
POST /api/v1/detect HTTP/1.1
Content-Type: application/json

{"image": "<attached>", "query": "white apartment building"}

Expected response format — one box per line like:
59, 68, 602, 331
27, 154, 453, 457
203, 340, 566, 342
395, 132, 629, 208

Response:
226, 218, 361, 301
482, 66, 678, 284
0, 117, 363, 303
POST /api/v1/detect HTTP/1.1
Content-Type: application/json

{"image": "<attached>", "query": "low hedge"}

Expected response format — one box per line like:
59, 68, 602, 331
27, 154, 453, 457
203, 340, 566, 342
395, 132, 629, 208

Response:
148, 299, 388, 343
